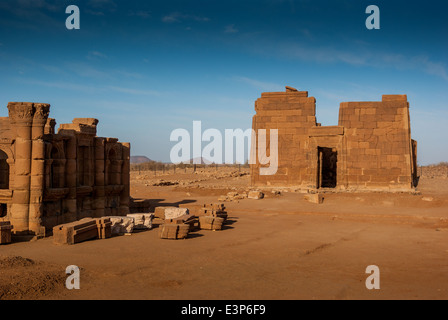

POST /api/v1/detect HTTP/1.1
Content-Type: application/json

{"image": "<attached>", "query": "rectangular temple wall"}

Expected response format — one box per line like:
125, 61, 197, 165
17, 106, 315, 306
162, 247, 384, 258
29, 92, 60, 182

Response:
251, 89, 416, 191
339, 95, 414, 190
250, 89, 317, 187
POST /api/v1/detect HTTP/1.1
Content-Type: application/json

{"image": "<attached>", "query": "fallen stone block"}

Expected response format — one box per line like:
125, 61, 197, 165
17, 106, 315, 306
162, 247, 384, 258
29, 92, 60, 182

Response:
95, 217, 112, 239
204, 203, 226, 211
218, 195, 229, 202
199, 216, 225, 231
201, 203, 228, 221
178, 203, 205, 215
127, 213, 153, 230
304, 193, 324, 204
108, 216, 135, 236
53, 218, 98, 245
0, 221, 13, 245
154, 206, 178, 219
166, 214, 199, 231
159, 223, 190, 240
165, 207, 189, 220
248, 191, 264, 200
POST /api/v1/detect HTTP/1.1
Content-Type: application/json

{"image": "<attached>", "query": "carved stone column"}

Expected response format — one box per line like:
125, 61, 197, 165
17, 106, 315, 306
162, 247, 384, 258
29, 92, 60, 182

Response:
29, 103, 50, 236
7, 102, 34, 234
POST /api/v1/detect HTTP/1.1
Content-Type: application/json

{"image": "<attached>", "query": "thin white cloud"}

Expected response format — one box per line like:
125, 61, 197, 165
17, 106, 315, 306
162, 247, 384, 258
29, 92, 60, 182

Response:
87, 0, 117, 14
416, 56, 448, 81
234, 76, 284, 92
16, 0, 59, 12
107, 86, 160, 96
87, 51, 108, 60
66, 63, 109, 79
224, 24, 238, 34
19, 79, 99, 93
162, 12, 210, 23
277, 42, 448, 81
128, 10, 152, 19
16, 79, 161, 97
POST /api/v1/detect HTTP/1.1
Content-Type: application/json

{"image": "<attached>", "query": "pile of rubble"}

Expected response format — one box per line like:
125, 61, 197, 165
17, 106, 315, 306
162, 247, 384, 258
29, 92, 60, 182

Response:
218, 190, 265, 202
52, 213, 154, 245
155, 204, 229, 240
1, 202, 232, 245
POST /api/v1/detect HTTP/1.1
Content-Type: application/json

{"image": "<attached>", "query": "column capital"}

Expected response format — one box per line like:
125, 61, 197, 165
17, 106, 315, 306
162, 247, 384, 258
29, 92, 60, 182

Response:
33, 103, 51, 124
7, 102, 35, 124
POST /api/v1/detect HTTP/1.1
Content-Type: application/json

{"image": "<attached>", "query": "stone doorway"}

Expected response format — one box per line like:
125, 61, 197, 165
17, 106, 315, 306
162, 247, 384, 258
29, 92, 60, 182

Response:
0, 203, 6, 218
0, 150, 9, 190
318, 147, 338, 188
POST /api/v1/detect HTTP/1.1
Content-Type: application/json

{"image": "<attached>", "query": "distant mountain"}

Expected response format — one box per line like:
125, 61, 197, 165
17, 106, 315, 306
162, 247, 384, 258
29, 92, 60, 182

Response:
130, 156, 154, 164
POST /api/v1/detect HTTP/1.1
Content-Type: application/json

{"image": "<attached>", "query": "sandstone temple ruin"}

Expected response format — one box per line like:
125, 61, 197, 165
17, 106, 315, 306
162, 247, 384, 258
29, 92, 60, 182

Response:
250, 87, 418, 191
0, 102, 130, 238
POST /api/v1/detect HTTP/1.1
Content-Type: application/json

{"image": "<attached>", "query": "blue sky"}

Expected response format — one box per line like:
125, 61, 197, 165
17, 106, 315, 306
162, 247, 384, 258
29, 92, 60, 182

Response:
0, 0, 447, 165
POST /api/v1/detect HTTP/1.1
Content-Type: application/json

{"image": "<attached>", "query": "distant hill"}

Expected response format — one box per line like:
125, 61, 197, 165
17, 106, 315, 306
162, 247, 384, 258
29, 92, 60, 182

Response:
130, 156, 154, 164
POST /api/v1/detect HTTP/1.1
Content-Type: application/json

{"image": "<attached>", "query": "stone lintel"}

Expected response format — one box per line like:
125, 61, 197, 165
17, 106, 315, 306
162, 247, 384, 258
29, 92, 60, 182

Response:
309, 126, 344, 137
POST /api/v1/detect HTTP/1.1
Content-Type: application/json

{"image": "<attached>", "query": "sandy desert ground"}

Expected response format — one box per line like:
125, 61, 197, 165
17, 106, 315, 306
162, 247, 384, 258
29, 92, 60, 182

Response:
1, 166, 448, 300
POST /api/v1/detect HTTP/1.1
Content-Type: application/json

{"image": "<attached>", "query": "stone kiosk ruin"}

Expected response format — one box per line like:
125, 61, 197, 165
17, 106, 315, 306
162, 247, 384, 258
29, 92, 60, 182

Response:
250, 87, 418, 191
0, 102, 130, 240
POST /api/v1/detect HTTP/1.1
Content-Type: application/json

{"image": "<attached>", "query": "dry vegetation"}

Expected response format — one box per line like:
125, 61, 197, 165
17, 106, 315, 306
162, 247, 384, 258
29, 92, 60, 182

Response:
419, 162, 448, 179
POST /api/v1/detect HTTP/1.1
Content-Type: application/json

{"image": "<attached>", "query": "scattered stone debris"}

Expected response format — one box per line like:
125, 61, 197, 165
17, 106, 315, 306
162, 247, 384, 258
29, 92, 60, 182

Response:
218, 191, 247, 202
152, 179, 179, 186
127, 213, 154, 230
304, 193, 324, 204
108, 216, 135, 236
422, 196, 434, 202
248, 191, 265, 200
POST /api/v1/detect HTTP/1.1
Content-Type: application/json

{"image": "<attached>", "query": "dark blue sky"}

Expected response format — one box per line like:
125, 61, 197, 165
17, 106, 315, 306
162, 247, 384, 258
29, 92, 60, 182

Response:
0, 0, 447, 164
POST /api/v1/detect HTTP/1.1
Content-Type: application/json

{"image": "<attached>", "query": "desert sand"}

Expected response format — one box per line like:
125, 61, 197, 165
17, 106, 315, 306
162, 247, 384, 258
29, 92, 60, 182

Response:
1, 166, 448, 300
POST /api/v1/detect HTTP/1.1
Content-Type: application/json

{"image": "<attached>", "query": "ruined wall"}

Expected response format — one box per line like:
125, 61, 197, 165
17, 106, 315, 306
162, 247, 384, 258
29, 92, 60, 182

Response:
250, 88, 417, 191
339, 95, 415, 190
250, 87, 316, 187
0, 103, 130, 237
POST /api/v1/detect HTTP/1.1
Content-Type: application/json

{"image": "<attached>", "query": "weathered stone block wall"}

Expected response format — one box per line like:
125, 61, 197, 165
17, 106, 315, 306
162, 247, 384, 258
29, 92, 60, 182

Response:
339, 95, 414, 190
251, 88, 416, 191
250, 88, 316, 187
